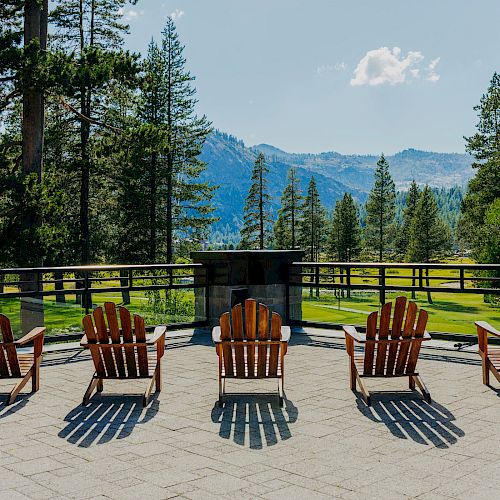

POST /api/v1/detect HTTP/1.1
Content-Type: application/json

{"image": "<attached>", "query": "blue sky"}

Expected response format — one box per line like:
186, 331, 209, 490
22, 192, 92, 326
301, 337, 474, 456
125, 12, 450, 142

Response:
121, 0, 499, 155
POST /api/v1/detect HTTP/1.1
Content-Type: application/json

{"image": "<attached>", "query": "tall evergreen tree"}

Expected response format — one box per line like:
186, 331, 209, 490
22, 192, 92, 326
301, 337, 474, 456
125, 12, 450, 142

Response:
159, 17, 216, 262
240, 153, 272, 249
50, 0, 139, 264
364, 154, 396, 261
299, 176, 327, 262
273, 167, 302, 249
395, 180, 420, 256
460, 72, 500, 263
408, 186, 452, 303
327, 193, 361, 262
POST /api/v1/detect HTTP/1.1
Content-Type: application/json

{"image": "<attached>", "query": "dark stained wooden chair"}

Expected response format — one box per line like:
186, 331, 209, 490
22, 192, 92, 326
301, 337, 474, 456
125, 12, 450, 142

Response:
0, 314, 45, 405
81, 302, 166, 407
344, 296, 431, 406
212, 299, 290, 406
476, 321, 500, 386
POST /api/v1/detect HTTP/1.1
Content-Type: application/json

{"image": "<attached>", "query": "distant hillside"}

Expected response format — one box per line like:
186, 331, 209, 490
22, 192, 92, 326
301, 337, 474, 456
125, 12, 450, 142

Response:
200, 130, 473, 230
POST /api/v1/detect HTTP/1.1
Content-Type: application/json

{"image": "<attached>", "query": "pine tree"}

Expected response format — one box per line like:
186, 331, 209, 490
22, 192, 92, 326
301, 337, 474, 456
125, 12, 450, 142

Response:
460, 72, 500, 262
395, 180, 420, 256
240, 153, 272, 249
327, 193, 361, 262
273, 167, 302, 249
299, 176, 327, 262
50, 0, 139, 264
160, 18, 216, 262
364, 154, 396, 261
408, 186, 452, 303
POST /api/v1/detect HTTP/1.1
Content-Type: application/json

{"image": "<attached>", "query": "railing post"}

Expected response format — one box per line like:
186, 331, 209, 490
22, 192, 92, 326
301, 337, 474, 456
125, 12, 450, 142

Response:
380, 266, 386, 305
84, 271, 91, 315
315, 265, 320, 298
459, 268, 465, 292
346, 265, 351, 299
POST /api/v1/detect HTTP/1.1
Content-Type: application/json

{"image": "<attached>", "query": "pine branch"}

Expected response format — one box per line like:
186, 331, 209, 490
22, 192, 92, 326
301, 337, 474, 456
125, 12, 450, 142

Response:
57, 95, 123, 134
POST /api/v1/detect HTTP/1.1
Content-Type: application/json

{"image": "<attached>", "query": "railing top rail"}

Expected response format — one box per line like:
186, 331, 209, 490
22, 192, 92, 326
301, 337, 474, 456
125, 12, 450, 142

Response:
293, 261, 500, 270
0, 263, 205, 274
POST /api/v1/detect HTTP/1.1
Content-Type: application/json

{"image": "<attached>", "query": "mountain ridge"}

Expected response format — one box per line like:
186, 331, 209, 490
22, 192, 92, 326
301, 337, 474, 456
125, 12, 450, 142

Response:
199, 130, 473, 229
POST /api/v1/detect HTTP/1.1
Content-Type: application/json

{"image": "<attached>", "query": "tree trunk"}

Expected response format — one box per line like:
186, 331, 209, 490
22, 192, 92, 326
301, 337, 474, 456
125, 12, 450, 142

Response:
149, 153, 157, 262
20, 0, 46, 334
426, 268, 433, 304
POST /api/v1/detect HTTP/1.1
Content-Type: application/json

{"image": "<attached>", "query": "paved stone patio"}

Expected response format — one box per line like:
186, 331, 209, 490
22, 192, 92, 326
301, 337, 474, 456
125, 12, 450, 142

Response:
1, 330, 499, 499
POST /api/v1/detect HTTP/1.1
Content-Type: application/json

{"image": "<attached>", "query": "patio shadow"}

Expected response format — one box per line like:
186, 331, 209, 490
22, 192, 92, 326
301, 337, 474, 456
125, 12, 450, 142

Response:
211, 395, 298, 449
58, 394, 159, 447
0, 393, 30, 418
357, 394, 464, 448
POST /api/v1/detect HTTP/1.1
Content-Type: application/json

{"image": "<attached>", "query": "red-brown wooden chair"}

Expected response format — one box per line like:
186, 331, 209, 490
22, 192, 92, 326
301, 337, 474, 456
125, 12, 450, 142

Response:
0, 314, 45, 405
476, 321, 500, 386
344, 296, 431, 406
212, 299, 290, 407
81, 302, 165, 407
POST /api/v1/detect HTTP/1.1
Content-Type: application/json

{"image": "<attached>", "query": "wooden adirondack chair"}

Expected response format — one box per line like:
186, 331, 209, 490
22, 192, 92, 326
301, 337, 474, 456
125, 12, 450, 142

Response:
212, 299, 291, 407
344, 296, 431, 406
81, 303, 166, 407
476, 321, 500, 386
0, 314, 45, 405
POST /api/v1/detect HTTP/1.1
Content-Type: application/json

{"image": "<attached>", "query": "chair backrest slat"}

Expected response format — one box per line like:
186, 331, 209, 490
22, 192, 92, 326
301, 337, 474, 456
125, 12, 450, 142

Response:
119, 306, 137, 377
245, 299, 257, 377
257, 303, 269, 377
105, 302, 126, 377
395, 300, 417, 374
375, 302, 392, 375
83, 314, 105, 377
93, 307, 117, 377
363, 311, 377, 375
231, 303, 245, 377
406, 309, 428, 373
268, 312, 282, 376
134, 314, 149, 377
0, 315, 20, 377
386, 296, 407, 374
220, 312, 233, 376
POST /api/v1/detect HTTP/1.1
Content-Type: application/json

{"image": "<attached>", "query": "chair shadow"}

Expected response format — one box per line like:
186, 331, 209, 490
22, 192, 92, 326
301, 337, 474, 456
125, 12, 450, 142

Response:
211, 394, 298, 449
356, 393, 465, 448
0, 393, 31, 419
58, 394, 159, 447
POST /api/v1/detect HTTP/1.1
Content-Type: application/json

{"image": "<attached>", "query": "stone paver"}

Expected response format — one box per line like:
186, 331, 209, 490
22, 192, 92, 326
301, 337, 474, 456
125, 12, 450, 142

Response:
1, 330, 499, 499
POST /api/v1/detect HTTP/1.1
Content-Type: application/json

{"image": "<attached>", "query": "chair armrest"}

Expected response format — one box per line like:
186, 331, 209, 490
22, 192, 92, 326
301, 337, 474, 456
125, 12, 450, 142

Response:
212, 326, 221, 343
147, 325, 166, 344
343, 325, 365, 343
475, 321, 500, 338
281, 326, 291, 343
15, 327, 45, 346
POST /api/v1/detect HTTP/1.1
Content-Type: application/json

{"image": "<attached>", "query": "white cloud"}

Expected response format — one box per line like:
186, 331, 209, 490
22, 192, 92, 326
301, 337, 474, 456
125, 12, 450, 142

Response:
426, 57, 440, 82
119, 8, 143, 22
350, 47, 425, 86
170, 8, 184, 21
316, 62, 347, 76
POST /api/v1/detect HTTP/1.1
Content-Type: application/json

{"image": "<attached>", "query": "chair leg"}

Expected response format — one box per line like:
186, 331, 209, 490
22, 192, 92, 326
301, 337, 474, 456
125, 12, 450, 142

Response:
155, 361, 162, 392
349, 357, 356, 391
409, 375, 416, 390
217, 376, 224, 406
482, 357, 490, 386
32, 357, 41, 392
83, 377, 99, 405
97, 379, 103, 392
7, 369, 33, 405
356, 373, 371, 406
143, 376, 156, 408
412, 375, 431, 403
